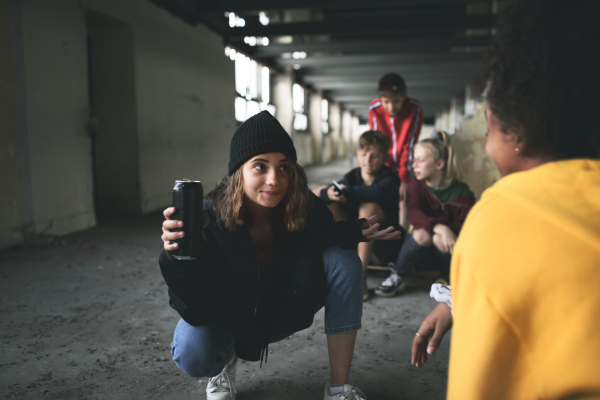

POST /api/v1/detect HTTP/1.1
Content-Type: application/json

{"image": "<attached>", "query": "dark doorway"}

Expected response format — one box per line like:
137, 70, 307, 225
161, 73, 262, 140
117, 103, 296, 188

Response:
86, 10, 140, 216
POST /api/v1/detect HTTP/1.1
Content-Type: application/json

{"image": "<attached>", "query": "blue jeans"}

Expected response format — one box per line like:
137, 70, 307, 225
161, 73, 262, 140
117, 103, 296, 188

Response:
171, 246, 363, 378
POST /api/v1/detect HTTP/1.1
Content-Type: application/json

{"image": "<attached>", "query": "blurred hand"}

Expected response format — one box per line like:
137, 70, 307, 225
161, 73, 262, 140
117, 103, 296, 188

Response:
361, 215, 402, 241
327, 184, 347, 202
412, 303, 453, 367
161, 207, 209, 251
433, 224, 457, 254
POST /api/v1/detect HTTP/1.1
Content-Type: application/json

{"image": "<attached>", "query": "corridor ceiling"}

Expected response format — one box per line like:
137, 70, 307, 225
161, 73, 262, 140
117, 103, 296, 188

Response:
151, 0, 501, 123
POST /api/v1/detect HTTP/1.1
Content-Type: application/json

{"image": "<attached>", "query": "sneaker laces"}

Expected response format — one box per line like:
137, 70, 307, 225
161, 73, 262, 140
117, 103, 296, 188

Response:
207, 361, 236, 397
337, 386, 367, 400
380, 264, 400, 287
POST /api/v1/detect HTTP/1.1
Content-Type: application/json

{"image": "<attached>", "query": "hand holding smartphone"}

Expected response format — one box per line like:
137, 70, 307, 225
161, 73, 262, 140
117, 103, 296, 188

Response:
332, 180, 345, 196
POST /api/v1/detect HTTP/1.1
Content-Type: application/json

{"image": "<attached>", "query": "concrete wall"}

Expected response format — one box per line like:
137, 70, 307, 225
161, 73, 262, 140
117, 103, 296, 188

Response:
22, 0, 96, 236
1, 0, 236, 249
88, 14, 140, 214
453, 103, 499, 199
87, 0, 235, 213
0, 0, 24, 248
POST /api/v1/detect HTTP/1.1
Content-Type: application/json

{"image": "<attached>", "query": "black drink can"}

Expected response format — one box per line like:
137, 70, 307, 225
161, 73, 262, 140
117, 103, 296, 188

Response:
171, 180, 203, 260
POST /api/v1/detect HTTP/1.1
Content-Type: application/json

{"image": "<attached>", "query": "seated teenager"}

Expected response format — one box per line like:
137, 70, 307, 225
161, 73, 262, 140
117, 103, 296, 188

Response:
375, 131, 475, 297
316, 131, 405, 301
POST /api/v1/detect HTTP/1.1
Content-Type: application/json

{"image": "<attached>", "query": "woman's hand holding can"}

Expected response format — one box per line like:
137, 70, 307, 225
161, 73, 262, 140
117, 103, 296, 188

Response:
161, 207, 208, 251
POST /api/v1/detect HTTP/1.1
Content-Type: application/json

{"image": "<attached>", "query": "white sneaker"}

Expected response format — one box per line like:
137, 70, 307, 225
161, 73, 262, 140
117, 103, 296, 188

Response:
206, 356, 238, 400
324, 382, 367, 400
374, 263, 406, 297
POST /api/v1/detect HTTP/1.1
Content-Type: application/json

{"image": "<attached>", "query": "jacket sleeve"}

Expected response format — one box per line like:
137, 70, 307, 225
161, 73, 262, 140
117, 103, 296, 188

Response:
407, 180, 449, 234
311, 194, 368, 248
398, 103, 424, 183
159, 238, 227, 326
319, 186, 333, 204
344, 171, 399, 204
368, 108, 376, 131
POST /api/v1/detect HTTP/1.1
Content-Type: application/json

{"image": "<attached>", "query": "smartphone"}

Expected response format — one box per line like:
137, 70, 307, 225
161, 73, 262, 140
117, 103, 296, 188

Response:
332, 180, 344, 195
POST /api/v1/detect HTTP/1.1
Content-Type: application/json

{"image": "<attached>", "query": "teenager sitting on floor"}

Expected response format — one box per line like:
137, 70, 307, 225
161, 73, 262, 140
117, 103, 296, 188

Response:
375, 131, 475, 297
314, 131, 405, 300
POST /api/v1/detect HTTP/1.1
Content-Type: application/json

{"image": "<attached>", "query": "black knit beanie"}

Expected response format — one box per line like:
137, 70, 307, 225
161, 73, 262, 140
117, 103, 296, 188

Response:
228, 111, 297, 175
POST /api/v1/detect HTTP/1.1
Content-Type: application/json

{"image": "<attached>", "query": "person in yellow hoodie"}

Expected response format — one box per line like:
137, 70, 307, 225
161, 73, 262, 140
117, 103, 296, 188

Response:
411, 0, 600, 399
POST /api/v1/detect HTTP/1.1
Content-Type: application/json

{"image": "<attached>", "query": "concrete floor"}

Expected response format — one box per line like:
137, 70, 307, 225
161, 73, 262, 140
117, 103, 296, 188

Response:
0, 158, 450, 400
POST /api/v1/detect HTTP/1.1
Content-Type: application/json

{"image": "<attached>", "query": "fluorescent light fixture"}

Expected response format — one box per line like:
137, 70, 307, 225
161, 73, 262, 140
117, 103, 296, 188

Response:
292, 51, 307, 59
259, 11, 270, 26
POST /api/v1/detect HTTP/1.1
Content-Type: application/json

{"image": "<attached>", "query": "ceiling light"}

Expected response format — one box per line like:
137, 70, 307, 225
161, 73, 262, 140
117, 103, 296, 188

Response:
259, 11, 270, 26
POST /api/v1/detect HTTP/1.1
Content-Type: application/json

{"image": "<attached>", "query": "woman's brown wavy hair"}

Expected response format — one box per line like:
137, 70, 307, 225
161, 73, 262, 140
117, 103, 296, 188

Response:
206, 160, 313, 233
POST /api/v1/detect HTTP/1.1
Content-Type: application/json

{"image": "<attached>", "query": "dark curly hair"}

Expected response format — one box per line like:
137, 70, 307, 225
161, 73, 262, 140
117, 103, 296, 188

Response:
477, 0, 600, 159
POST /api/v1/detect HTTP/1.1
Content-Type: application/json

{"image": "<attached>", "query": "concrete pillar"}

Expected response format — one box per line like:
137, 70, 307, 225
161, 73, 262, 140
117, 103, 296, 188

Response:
329, 102, 342, 159
309, 90, 322, 164
272, 68, 293, 134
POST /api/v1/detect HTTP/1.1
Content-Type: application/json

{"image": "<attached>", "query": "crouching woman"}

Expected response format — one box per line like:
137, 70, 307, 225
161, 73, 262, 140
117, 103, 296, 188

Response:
159, 111, 400, 400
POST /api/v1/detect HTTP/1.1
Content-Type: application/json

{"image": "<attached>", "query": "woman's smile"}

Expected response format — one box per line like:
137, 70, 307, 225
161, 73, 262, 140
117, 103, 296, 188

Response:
242, 152, 290, 209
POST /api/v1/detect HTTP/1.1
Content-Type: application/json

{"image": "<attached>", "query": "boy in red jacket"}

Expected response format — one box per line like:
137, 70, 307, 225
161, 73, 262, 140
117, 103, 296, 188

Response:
369, 73, 423, 230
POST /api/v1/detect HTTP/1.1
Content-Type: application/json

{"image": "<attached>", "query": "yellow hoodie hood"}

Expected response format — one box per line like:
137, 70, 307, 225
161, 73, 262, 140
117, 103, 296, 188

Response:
483, 159, 600, 254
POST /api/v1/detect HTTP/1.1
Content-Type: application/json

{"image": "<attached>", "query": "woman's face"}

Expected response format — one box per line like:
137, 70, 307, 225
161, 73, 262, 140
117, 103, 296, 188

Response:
485, 104, 521, 177
412, 144, 444, 182
242, 152, 290, 209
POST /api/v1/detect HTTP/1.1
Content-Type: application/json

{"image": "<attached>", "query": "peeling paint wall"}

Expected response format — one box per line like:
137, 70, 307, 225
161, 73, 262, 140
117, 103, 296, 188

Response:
453, 103, 500, 199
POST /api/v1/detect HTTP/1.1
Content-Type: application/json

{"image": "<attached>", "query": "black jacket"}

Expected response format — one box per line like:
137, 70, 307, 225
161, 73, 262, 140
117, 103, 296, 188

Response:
319, 165, 400, 226
159, 194, 366, 361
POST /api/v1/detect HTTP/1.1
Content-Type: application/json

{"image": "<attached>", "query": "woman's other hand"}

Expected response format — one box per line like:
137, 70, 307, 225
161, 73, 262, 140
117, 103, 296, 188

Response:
433, 224, 457, 253
161, 207, 209, 251
361, 215, 402, 240
412, 303, 453, 367
327, 184, 347, 202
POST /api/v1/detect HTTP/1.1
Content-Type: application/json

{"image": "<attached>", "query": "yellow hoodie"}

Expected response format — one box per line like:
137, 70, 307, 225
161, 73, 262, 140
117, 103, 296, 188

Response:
449, 159, 600, 400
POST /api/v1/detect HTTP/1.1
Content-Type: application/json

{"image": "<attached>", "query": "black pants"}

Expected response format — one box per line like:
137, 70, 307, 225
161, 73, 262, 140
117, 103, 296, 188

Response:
392, 234, 451, 280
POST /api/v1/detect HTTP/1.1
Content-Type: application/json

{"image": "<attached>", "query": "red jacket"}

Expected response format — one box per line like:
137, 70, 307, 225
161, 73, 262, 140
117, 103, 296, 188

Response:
407, 179, 475, 235
368, 98, 423, 183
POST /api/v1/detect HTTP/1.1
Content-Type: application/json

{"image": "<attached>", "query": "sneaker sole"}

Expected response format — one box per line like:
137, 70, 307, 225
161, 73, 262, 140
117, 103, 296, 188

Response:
374, 288, 397, 297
